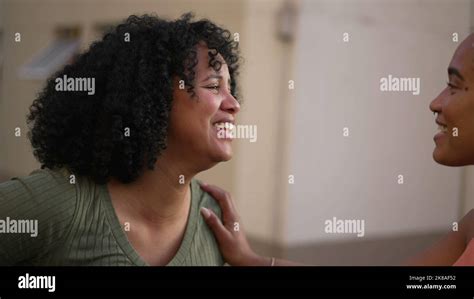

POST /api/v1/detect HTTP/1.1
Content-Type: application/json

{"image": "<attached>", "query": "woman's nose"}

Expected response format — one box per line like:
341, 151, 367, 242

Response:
222, 92, 241, 115
430, 90, 444, 114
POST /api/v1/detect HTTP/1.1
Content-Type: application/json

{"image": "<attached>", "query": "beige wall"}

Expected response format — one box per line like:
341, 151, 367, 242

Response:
286, 0, 469, 244
233, 0, 294, 244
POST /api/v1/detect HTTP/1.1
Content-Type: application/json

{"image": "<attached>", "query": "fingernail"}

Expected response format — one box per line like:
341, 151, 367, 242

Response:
200, 182, 208, 187
200, 207, 210, 218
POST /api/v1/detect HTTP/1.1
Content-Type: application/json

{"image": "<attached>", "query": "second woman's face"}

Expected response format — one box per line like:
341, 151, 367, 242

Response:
430, 34, 474, 166
167, 44, 240, 171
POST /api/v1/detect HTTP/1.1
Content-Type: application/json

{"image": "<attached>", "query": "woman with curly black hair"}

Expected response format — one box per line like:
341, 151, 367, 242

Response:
0, 13, 241, 266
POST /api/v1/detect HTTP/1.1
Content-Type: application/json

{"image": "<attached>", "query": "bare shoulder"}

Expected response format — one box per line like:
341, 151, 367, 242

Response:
404, 209, 473, 265
462, 209, 474, 241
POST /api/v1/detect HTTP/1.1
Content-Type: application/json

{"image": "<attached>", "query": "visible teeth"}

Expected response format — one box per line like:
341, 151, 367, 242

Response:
214, 122, 234, 130
438, 125, 447, 132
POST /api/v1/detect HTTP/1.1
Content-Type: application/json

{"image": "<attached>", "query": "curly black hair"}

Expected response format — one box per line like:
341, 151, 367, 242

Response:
27, 13, 241, 184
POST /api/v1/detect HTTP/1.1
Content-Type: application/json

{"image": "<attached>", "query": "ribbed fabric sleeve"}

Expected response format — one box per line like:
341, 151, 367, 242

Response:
0, 168, 77, 265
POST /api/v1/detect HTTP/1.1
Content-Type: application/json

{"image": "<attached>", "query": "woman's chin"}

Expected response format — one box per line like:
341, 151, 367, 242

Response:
433, 147, 465, 167
216, 148, 233, 162
433, 148, 450, 166
211, 142, 233, 162
207, 133, 233, 161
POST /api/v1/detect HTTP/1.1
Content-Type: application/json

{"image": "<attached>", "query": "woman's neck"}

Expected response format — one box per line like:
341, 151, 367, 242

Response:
108, 154, 195, 227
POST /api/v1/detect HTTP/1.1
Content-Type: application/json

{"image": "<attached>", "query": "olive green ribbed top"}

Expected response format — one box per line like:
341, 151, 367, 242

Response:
0, 168, 224, 266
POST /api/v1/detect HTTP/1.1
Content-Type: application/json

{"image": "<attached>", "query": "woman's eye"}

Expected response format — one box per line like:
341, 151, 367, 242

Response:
446, 82, 460, 95
205, 85, 232, 95
207, 85, 220, 92
447, 82, 458, 89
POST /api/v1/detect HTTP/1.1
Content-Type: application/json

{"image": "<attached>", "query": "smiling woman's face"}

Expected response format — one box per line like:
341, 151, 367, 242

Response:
430, 34, 474, 166
166, 43, 240, 171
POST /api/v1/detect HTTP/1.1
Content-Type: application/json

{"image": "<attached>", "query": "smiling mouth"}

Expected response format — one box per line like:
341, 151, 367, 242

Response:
213, 122, 235, 131
437, 124, 448, 133
213, 122, 235, 140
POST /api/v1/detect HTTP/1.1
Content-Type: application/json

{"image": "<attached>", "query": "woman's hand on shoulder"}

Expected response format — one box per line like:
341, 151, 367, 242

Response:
199, 182, 271, 266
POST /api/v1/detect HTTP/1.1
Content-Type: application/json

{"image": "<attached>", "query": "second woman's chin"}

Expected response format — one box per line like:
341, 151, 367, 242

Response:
433, 146, 451, 166
433, 146, 466, 167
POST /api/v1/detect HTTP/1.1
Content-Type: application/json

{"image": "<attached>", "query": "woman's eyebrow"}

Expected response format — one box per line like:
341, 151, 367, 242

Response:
448, 67, 465, 81
201, 74, 232, 86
